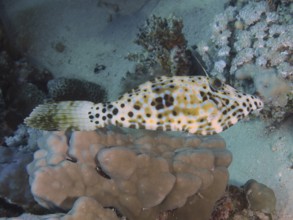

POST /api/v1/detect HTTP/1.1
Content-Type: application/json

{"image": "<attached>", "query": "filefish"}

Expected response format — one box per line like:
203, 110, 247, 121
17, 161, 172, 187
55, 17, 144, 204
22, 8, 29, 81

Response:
24, 76, 263, 135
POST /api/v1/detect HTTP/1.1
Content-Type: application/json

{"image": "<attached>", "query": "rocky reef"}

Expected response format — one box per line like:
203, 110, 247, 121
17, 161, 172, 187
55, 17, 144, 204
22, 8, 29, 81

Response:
0, 126, 278, 219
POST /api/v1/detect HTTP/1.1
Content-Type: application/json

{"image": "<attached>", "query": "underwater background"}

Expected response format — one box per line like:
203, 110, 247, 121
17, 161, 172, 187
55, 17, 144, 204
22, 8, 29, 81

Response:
0, 0, 292, 219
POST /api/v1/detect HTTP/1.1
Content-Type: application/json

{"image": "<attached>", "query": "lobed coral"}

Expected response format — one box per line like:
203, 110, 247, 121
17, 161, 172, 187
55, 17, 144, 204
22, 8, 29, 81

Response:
23, 128, 232, 220
196, 0, 293, 124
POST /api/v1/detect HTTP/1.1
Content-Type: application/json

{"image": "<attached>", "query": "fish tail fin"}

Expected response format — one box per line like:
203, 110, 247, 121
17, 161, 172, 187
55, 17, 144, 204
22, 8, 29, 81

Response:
24, 101, 105, 131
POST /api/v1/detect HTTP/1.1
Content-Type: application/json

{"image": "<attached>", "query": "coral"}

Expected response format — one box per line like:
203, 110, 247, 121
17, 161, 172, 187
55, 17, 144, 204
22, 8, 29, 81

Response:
210, 180, 276, 220
8, 197, 120, 220
123, 15, 204, 93
0, 125, 42, 211
47, 77, 107, 103
0, 126, 51, 217
25, 128, 232, 220
244, 179, 276, 214
125, 15, 195, 82
0, 146, 35, 212
196, 0, 293, 124
210, 185, 247, 220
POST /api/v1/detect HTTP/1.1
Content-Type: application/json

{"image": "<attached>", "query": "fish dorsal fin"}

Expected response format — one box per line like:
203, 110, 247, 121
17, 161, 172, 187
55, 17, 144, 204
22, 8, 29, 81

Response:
194, 54, 209, 78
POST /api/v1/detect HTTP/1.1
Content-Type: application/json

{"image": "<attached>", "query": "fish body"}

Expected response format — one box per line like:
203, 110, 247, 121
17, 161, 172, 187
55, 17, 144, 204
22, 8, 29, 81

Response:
25, 76, 263, 135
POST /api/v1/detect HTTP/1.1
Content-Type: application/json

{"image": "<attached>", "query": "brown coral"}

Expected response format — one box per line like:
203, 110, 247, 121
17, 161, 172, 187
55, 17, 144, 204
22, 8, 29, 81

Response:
27, 128, 232, 220
128, 15, 193, 77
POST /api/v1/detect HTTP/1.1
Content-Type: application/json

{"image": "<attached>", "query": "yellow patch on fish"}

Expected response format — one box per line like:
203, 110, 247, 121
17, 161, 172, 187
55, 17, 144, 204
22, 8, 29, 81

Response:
25, 76, 263, 135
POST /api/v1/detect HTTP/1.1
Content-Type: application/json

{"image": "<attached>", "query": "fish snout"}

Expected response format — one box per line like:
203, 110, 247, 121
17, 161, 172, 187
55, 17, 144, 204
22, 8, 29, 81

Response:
255, 97, 264, 110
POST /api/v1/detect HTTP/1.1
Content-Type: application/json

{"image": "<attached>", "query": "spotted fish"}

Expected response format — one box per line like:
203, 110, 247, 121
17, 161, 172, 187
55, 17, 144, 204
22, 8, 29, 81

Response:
24, 76, 263, 135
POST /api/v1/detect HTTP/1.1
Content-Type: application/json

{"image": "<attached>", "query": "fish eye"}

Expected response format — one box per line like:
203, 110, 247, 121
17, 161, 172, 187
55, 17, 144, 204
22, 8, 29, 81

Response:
209, 78, 223, 91
213, 78, 222, 88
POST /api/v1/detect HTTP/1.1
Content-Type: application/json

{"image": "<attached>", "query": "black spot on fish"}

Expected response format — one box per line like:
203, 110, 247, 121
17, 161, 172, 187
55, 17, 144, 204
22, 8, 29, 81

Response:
128, 112, 134, 117
156, 104, 164, 110
210, 97, 219, 105
224, 99, 230, 105
112, 108, 119, 115
134, 105, 140, 110
155, 97, 163, 103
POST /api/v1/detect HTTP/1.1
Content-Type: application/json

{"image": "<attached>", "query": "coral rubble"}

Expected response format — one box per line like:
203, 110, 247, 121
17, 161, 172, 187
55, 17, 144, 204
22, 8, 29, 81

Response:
196, 0, 293, 124
24, 128, 231, 220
